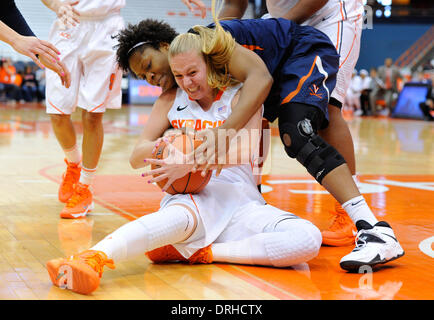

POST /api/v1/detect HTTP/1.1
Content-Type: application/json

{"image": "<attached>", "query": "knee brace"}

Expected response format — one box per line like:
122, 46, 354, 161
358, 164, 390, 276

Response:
278, 103, 346, 184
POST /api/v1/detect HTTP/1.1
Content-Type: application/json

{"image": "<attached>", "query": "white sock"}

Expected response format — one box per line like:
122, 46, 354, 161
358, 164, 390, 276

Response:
79, 166, 96, 185
342, 195, 379, 227
64, 145, 81, 164
90, 205, 196, 263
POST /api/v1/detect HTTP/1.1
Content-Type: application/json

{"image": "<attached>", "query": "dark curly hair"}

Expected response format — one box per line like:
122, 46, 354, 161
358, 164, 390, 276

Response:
115, 19, 179, 74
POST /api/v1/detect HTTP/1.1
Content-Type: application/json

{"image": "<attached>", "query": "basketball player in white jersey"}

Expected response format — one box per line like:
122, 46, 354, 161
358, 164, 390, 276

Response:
41, 0, 125, 218
45, 31, 322, 296
183, 0, 364, 246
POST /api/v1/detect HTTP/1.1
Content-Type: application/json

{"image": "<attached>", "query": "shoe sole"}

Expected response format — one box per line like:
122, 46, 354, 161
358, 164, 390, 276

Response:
340, 250, 405, 272
60, 201, 94, 219
46, 259, 99, 295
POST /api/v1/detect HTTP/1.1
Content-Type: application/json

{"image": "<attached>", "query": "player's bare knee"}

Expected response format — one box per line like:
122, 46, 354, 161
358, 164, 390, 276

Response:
50, 113, 70, 127
82, 111, 103, 130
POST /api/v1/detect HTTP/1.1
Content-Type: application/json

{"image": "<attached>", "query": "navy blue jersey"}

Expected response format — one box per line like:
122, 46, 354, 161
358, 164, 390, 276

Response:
208, 18, 340, 123
0, 0, 35, 37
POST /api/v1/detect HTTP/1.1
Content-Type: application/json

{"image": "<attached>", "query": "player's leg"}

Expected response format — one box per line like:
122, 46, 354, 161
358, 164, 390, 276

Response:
319, 103, 359, 246
60, 16, 124, 219
59, 110, 105, 219
317, 13, 363, 246
45, 16, 84, 204
211, 205, 322, 267
49, 113, 82, 203
47, 203, 198, 294
278, 102, 404, 271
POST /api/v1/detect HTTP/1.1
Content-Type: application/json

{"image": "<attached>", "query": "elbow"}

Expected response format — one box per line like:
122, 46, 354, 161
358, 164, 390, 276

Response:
263, 72, 273, 93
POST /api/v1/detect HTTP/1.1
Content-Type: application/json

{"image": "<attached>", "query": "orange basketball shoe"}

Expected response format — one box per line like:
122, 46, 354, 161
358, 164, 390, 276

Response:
58, 159, 81, 203
146, 244, 213, 264
321, 201, 357, 246
60, 182, 94, 219
46, 250, 115, 295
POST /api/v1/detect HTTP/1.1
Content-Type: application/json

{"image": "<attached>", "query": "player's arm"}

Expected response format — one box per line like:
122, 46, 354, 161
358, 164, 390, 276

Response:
220, 43, 273, 132
129, 89, 176, 169
280, 0, 328, 24
200, 90, 263, 171
218, 0, 249, 20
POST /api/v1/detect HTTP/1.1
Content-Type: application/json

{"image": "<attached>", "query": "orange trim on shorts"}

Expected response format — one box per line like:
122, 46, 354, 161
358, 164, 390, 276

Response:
48, 99, 65, 114
338, 14, 361, 69
241, 45, 264, 51
89, 102, 105, 112
189, 194, 200, 215
281, 56, 318, 105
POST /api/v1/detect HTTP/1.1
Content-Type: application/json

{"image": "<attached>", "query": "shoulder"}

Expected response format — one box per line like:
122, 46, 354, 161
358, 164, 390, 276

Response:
154, 87, 177, 108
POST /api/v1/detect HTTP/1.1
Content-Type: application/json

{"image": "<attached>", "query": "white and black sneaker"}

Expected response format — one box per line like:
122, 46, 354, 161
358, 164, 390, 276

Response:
340, 220, 404, 272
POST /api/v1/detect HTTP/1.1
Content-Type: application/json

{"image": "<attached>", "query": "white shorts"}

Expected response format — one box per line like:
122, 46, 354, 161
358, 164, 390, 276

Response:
45, 13, 124, 114
307, 1, 364, 105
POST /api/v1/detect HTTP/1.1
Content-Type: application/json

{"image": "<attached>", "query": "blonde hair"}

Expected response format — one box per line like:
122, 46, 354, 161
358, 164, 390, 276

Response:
168, 0, 238, 91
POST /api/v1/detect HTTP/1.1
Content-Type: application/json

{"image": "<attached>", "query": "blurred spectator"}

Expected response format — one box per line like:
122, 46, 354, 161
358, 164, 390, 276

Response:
35, 67, 46, 102
368, 67, 385, 115
0, 57, 21, 104
419, 73, 434, 122
345, 70, 363, 116
359, 69, 372, 116
377, 57, 401, 115
411, 70, 431, 84
21, 64, 38, 102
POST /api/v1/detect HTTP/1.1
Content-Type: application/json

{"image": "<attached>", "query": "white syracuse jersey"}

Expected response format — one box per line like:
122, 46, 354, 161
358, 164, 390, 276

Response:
60, 0, 126, 18
161, 84, 266, 258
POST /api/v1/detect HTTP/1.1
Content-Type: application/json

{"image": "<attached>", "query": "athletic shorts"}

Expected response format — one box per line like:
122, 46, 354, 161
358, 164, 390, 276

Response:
263, 24, 340, 123
45, 13, 124, 114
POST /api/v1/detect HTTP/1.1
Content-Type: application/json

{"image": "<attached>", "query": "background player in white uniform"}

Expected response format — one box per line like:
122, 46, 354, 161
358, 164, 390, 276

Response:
41, 0, 125, 219
45, 40, 322, 295
184, 0, 364, 246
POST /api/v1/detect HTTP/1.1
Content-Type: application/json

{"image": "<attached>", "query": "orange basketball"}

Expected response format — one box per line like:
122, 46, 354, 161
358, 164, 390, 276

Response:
151, 134, 212, 195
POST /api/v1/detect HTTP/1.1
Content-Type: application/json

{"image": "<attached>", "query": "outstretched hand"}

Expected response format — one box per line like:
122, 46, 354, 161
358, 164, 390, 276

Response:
56, 0, 81, 29
11, 35, 71, 88
181, 0, 207, 18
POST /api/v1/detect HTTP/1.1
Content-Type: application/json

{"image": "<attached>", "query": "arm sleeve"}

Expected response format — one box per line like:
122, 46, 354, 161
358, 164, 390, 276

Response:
0, 0, 36, 37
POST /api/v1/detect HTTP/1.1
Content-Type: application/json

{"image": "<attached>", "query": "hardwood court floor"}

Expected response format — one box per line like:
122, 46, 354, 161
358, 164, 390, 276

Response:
0, 102, 433, 300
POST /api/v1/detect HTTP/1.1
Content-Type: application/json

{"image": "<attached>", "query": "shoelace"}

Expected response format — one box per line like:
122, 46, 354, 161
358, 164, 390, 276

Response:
354, 232, 367, 251
328, 211, 351, 231
72, 251, 115, 277
66, 184, 89, 208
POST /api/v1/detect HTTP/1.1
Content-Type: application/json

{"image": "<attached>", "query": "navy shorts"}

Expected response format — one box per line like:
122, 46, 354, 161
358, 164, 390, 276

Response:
263, 25, 339, 125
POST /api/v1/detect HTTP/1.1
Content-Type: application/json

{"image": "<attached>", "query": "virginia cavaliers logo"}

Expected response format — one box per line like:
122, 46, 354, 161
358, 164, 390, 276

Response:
309, 84, 323, 99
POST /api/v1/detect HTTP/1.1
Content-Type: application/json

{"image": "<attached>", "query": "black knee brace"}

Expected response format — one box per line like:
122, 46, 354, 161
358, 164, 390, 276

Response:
278, 103, 346, 184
